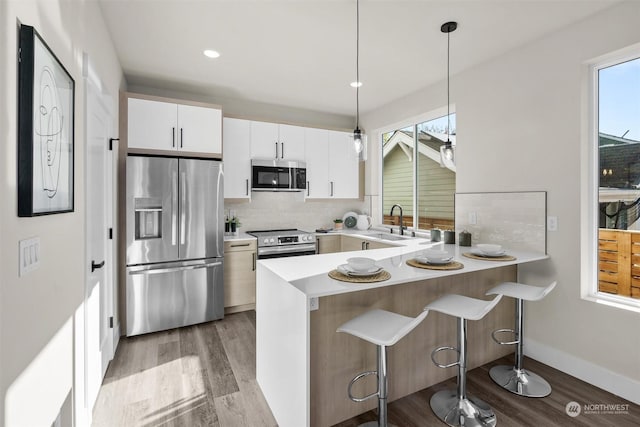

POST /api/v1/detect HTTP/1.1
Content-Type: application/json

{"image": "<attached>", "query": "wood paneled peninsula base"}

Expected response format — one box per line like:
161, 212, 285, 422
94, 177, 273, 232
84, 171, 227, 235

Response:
255, 243, 548, 427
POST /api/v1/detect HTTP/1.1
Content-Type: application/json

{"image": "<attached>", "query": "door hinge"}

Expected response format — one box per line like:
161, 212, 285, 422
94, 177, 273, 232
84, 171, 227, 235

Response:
109, 316, 114, 328
109, 138, 119, 151
108, 228, 113, 240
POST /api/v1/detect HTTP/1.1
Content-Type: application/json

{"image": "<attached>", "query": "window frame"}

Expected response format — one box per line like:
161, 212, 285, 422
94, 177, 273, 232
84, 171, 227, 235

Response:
376, 105, 455, 233
583, 47, 640, 312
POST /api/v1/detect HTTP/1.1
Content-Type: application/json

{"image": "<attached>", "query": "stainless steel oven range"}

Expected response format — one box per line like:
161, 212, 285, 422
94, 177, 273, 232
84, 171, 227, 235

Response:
247, 229, 317, 259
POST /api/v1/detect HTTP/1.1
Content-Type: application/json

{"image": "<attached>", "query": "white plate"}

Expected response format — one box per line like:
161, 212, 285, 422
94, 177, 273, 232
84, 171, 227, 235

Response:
337, 264, 383, 276
414, 256, 454, 265
471, 248, 507, 258
342, 211, 359, 228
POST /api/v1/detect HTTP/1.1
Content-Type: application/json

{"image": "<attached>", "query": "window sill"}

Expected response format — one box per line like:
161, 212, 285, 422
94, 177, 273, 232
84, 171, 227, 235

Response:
583, 292, 640, 314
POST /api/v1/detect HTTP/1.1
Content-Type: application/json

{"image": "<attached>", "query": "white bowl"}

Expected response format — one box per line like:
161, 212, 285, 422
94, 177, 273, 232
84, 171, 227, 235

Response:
476, 243, 503, 255
346, 257, 376, 272
420, 249, 452, 263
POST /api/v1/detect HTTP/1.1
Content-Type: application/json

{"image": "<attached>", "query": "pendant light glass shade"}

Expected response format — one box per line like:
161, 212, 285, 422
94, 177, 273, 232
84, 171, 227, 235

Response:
440, 21, 457, 168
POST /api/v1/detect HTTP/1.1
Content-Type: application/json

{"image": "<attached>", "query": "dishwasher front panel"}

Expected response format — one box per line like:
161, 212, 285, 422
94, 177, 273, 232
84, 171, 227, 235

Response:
126, 258, 224, 336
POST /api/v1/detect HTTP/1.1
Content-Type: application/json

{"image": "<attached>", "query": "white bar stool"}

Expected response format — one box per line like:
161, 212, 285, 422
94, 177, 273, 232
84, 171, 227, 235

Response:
485, 281, 557, 397
425, 294, 503, 427
337, 308, 430, 427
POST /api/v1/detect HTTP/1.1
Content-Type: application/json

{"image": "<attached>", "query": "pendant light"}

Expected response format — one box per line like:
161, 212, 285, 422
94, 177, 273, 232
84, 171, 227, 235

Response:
350, 0, 366, 158
440, 21, 457, 168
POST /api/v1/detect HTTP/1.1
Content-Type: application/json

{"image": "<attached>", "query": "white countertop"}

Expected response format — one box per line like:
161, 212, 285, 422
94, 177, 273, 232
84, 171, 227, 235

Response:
259, 235, 548, 298
224, 232, 256, 242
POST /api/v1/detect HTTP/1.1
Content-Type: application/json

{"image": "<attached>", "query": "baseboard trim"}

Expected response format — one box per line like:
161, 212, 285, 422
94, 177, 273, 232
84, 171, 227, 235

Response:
525, 338, 640, 405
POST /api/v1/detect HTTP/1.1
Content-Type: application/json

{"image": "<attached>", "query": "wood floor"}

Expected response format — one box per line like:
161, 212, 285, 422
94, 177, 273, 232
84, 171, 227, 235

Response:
93, 311, 639, 427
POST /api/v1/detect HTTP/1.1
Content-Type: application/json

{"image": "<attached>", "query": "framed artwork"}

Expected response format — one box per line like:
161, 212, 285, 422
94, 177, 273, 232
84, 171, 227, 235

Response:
18, 24, 75, 216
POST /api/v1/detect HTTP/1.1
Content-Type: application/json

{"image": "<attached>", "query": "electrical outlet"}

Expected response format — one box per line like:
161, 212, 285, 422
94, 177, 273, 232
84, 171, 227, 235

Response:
469, 212, 477, 225
547, 216, 558, 232
309, 297, 319, 311
19, 237, 40, 276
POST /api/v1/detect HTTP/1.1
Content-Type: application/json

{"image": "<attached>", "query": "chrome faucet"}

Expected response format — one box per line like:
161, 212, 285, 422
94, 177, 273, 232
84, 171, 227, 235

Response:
390, 204, 405, 236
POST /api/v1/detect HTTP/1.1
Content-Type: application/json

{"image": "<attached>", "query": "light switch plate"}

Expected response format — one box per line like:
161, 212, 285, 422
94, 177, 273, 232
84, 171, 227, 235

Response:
469, 212, 477, 225
19, 237, 40, 276
309, 297, 319, 311
547, 216, 558, 232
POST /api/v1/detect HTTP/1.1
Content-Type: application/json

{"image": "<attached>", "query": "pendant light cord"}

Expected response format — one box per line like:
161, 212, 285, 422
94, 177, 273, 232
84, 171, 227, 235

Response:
446, 29, 450, 143
356, 0, 360, 130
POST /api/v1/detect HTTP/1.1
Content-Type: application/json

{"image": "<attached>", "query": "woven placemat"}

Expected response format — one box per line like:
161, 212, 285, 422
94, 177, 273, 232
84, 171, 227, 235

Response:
462, 252, 517, 262
406, 259, 464, 270
328, 269, 391, 283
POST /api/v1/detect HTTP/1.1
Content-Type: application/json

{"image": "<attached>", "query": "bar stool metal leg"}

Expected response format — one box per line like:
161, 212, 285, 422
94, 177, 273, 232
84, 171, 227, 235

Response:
489, 298, 552, 397
430, 318, 497, 427
349, 344, 395, 427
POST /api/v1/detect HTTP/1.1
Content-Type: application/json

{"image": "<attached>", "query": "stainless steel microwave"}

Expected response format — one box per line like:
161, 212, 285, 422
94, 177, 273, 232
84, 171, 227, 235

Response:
251, 159, 307, 192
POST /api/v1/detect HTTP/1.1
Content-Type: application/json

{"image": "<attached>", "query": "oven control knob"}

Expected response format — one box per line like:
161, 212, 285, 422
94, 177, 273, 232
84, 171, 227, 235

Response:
301, 235, 307, 241
263, 238, 269, 244
269, 238, 275, 244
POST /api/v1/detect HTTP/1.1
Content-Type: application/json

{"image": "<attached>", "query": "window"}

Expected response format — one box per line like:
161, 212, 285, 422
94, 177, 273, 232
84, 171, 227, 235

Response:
595, 55, 640, 303
381, 112, 456, 231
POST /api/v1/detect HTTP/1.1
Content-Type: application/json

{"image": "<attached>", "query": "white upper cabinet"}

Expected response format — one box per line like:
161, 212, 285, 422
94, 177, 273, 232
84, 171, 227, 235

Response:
250, 121, 305, 160
304, 128, 330, 198
278, 124, 305, 160
128, 98, 177, 150
177, 104, 222, 154
127, 97, 222, 155
304, 129, 359, 199
223, 118, 251, 199
328, 130, 359, 198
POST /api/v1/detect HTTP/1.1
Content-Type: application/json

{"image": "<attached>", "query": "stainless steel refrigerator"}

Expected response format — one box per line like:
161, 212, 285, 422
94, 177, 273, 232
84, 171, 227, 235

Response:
126, 155, 224, 336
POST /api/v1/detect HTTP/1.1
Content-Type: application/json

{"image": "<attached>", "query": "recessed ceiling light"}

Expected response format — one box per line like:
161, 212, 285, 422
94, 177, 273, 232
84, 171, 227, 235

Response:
350, 81, 363, 88
203, 50, 220, 59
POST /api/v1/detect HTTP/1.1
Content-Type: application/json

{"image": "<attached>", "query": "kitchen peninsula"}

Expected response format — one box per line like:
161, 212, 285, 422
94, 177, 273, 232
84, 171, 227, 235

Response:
255, 237, 548, 427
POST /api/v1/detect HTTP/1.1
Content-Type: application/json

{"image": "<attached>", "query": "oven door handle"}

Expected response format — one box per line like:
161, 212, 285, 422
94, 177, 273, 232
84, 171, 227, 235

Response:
258, 243, 317, 257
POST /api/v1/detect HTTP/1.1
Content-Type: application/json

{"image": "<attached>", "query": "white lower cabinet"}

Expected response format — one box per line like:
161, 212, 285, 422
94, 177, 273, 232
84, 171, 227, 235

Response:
223, 118, 251, 199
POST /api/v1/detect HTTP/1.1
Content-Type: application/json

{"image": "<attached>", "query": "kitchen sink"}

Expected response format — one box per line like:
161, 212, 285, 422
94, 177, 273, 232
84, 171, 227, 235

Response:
366, 233, 410, 241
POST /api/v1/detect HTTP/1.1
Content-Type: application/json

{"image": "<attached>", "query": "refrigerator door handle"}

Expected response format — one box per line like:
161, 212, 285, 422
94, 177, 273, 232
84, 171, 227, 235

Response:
128, 261, 222, 276
180, 171, 187, 246
171, 170, 178, 245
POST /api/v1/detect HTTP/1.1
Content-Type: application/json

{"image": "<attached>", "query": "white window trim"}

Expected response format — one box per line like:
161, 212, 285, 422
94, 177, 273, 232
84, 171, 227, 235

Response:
373, 105, 454, 231
582, 45, 640, 313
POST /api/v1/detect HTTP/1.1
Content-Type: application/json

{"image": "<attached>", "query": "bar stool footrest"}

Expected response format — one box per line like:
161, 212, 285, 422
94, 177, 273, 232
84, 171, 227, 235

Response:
348, 370, 378, 402
491, 328, 519, 345
431, 346, 460, 368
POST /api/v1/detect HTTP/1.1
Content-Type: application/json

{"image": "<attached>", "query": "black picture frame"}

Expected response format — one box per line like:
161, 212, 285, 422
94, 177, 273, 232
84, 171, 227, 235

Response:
18, 24, 75, 216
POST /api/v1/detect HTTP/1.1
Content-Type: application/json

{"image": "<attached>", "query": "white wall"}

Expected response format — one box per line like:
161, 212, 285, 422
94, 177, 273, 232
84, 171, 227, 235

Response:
0, 1, 123, 426
362, 1, 640, 402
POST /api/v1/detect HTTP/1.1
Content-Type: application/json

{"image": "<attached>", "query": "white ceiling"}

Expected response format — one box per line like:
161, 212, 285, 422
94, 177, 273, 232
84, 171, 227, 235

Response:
98, 0, 618, 117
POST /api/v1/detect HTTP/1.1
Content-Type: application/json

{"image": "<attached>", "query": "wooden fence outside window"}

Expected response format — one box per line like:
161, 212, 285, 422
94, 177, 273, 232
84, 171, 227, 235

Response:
598, 229, 640, 299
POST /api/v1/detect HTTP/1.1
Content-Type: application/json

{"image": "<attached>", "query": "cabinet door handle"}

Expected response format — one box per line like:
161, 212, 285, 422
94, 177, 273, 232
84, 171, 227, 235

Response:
281, 142, 284, 159
231, 243, 250, 247
91, 260, 105, 272
172, 127, 175, 148
275, 142, 278, 159
366, 242, 370, 249
246, 179, 249, 196
316, 238, 320, 254
180, 128, 184, 148
252, 252, 256, 271
330, 181, 334, 197
361, 241, 365, 250
307, 181, 310, 197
